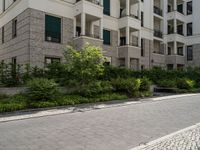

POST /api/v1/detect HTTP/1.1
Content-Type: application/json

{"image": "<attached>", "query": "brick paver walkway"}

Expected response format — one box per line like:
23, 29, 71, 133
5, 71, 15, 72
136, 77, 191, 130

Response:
133, 124, 200, 150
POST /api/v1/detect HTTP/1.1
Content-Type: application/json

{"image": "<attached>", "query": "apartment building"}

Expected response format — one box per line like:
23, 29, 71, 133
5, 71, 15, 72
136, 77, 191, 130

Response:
0, 0, 199, 70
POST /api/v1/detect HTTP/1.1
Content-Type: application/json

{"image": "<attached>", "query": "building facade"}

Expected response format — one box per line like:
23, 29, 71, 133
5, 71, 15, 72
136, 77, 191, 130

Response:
0, 0, 199, 70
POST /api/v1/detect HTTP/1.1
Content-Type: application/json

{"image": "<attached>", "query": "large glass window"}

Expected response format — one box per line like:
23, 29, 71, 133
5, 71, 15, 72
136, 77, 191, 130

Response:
45, 15, 61, 43
187, 1, 192, 15
103, 0, 110, 16
2, 27, 4, 44
187, 46, 193, 61
187, 23, 193, 36
12, 19, 17, 38
103, 30, 111, 45
45, 57, 60, 65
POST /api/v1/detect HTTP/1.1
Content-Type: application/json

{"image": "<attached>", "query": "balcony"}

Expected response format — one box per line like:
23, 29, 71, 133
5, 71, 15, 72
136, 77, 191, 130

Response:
118, 45, 141, 59
120, 36, 138, 47
166, 34, 185, 43
154, 6, 163, 16
167, 11, 185, 22
119, 15, 141, 30
154, 29, 163, 38
166, 55, 185, 65
153, 50, 165, 55
74, 0, 103, 18
76, 0, 101, 6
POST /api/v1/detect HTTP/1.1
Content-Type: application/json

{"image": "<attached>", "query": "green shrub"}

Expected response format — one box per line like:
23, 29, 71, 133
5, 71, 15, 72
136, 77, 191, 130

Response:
176, 78, 195, 90
0, 94, 9, 100
157, 79, 177, 88
94, 93, 128, 102
111, 78, 141, 96
0, 95, 28, 113
29, 101, 57, 108
77, 81, 113, 97
139, 78, 151, 91
27, 78, 60, 101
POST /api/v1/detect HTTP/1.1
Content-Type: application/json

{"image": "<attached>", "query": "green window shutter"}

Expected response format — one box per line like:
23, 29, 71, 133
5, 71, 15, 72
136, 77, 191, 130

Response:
45, 15, 61, 43
103, 0, 110, 15
103, 30, 111, 45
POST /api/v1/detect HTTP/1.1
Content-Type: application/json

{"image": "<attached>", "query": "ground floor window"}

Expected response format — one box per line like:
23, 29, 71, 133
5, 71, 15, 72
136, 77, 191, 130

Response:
45, 57, 60, 65
187, 46, 193, 61
167, 64, 173, 70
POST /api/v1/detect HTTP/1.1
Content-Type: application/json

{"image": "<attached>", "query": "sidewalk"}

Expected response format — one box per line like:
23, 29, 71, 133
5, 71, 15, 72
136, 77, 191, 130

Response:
132, 123, 200, 150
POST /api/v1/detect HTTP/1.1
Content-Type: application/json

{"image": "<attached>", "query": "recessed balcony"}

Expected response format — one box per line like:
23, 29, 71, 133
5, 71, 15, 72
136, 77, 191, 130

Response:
118, 45, 141, 59
74, 0, 103, 18
154, 29, 163, 39
154, 6, 163, 16
119, 16, 141, 30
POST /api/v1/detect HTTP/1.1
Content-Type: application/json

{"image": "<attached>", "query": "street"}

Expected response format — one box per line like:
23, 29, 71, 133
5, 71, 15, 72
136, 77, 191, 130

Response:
1, 94, 200, 150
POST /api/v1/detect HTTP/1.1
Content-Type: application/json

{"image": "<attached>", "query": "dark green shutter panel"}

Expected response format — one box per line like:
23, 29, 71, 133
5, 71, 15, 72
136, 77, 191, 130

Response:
103, 30, 110, 45
103, 0, 110, 15
45, 15, 61, 43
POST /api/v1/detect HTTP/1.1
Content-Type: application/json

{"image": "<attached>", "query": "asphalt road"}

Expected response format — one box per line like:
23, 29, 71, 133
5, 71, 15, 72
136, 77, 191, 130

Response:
1, 94, 200, 150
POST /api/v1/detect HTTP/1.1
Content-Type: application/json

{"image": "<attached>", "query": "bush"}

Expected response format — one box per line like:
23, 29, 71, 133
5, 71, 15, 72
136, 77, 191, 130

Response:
111, 78, 141, 96
0, 95, 28, 113
139, 78, 151, 91
157, 79, 177, 88
77, 81, 113, 97
27, 78, 60, 101
64, 44, 105, 84
176, 78, 195, 90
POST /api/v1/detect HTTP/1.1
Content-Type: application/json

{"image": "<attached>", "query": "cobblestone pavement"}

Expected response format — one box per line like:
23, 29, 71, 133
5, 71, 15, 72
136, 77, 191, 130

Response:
133, 124, 200, 150
1, 94, 200, 150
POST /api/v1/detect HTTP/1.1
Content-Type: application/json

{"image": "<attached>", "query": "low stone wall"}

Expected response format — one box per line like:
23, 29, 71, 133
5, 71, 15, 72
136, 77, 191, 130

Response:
0, 87, 27, 96
0, 87, 74, 96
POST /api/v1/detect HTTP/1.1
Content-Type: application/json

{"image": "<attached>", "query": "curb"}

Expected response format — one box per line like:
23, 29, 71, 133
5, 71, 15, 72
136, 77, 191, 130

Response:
130, 122, 200, 150
0, 93, 199, 123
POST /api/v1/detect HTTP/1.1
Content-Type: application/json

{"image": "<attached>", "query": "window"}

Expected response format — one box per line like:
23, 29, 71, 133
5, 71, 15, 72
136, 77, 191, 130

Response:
12, 19, 17, 38
141, 65, 145, 70
141, 12, 144, 27
103, 30, 111, 45
177, 4, 183, 14
187, 46, 193, 61
168, 47, 171, 55
141, 39, 144, 57
3, 0, 5, 11
187, 1, 192, 15
2, 27, 4, 44
45, 57, 60, 65
177, 47, 183, 56
12, 57, 17, 73
103, 0, 110, 16
187, 23, 193, 36
45, 15, 61, 43
167, 64, 173, 70
177, 24, 183, 35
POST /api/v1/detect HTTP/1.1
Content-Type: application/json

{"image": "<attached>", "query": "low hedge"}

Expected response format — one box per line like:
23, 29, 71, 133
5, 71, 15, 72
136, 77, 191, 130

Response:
0, 93, 128, 113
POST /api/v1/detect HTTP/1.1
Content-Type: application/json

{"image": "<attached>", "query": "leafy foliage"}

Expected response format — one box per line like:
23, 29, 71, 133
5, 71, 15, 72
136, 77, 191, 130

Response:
27, 78, 60, 101
63, 44, 105, 85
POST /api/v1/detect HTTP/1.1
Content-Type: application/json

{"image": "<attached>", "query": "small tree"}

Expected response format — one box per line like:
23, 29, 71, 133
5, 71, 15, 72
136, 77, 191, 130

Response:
63, 44, 105, 85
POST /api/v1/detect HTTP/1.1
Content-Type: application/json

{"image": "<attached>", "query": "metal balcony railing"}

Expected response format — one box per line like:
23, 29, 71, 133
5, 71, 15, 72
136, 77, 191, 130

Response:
154, 29, 163, 38
119, 36, 138, 47
154, 6, 163, 16
153, 50, 165, 55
